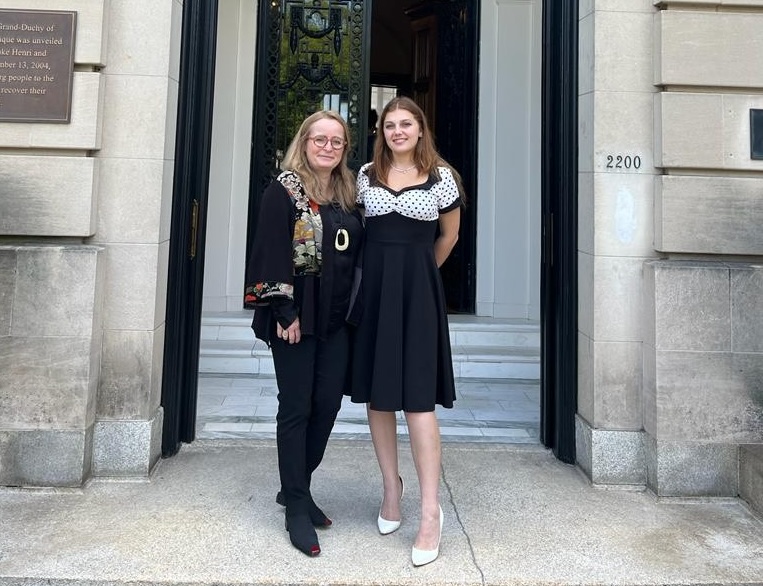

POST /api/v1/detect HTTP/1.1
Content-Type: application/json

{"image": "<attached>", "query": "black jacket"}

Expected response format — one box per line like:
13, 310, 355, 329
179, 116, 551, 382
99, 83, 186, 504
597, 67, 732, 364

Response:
245, 175, 363, 345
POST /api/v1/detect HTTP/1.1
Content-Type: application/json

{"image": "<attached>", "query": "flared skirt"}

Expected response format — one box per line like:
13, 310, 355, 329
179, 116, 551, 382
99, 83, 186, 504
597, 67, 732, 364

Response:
350, 213, 455, 411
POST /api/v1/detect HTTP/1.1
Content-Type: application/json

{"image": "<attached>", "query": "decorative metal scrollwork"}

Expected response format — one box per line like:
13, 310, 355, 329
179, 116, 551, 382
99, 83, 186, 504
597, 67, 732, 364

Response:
254, 0, 368, 175
289, 7, 343, 55
250, 0, 369, 251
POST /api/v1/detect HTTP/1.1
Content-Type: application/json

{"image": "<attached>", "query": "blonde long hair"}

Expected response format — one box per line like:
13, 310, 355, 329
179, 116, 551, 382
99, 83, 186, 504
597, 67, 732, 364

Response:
281, 110, 356, 211
372, 96, 465, 201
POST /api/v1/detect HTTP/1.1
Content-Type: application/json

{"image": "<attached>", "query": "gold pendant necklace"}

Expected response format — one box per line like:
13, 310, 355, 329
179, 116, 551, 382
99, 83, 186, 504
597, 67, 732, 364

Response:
390, 163, 416, 174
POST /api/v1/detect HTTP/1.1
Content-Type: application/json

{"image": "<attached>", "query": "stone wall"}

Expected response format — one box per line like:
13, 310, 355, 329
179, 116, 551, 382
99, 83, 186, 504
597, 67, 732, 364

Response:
644, 261, 763, 495
0, 0, 181, 486
578, 0, 763, 496
645, 0, 763, 496
0, 245, 103, 485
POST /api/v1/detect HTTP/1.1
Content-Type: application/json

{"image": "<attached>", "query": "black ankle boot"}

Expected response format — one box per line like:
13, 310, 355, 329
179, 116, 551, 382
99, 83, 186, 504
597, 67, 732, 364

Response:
285, 513, 320, 557
276, 491, 332, 527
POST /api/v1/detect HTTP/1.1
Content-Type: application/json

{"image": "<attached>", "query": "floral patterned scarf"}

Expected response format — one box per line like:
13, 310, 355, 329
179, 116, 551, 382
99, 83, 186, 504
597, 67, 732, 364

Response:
244, 171, 323, 306
279, 170, 323, 275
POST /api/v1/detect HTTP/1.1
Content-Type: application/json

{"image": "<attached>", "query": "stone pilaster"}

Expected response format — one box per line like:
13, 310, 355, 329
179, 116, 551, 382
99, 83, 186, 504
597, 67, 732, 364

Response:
576, 0, 658, 485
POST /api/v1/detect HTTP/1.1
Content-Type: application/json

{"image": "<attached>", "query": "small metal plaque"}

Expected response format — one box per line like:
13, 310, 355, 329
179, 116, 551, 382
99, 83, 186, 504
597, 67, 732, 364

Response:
0, 9, 76, 123
752, 109, 763, 160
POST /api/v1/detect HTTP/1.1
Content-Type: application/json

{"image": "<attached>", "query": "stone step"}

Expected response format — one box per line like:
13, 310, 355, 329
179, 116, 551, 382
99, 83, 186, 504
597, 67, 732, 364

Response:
201, 311, 256, 341
199, 339, 274, 376
740, 444, 763, 518
201, 311, 541, 347
199, 311, 541, 379
198, 339, 540, 379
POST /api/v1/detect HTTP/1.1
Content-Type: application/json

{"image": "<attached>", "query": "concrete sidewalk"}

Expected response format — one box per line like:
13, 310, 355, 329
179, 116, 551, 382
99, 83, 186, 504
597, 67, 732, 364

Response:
1, 439, 762, 586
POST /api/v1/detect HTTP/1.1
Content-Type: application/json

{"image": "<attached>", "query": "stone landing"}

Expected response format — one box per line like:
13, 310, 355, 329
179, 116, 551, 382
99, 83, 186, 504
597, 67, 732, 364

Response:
0, 440, 761, 586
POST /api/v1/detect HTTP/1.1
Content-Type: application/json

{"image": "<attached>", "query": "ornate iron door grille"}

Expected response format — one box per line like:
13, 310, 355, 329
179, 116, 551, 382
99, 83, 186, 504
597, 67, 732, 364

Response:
248, 1, 371, 253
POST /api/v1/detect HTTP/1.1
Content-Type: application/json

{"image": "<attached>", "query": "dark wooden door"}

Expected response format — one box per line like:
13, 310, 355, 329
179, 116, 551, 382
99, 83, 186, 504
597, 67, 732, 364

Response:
407, 1, 479, 314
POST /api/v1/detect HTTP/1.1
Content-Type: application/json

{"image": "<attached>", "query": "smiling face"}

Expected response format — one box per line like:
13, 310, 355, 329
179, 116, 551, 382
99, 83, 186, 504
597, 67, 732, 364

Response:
305, 117, 346, 174
382, 108, 422, 159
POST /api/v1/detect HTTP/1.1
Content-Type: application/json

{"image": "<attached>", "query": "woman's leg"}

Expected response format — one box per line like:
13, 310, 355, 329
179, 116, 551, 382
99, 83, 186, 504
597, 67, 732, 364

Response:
271, 335, 320, 555
305, 327, 349, 478
368, 407, 403, 521
301, 327, 349, 526
271, 335, 317, 513
405, 411, 442, 551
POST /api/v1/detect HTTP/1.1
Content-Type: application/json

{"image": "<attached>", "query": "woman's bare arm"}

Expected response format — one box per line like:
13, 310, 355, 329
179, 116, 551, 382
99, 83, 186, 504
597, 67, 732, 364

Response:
434, 208, 460, 267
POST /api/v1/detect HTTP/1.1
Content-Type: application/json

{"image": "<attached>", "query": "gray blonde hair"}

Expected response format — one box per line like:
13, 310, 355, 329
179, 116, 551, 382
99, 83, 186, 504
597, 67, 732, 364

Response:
281, 110, 356, 211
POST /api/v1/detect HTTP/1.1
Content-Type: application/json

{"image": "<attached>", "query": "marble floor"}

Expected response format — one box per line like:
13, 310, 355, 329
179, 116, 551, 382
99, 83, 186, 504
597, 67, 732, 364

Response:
196, 374, 541, 444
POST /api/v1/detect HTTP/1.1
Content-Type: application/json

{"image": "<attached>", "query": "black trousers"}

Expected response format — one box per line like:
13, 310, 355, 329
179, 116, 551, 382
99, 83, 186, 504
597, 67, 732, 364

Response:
270, 326, 349, 514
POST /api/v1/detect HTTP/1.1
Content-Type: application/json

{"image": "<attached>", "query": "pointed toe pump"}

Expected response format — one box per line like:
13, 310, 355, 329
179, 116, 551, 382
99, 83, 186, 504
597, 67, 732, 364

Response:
411, 505, 443, 567
377, 476, 404, 535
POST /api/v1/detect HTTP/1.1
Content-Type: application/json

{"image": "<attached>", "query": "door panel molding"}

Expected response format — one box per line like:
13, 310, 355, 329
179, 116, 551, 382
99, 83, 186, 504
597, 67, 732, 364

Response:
476, 0, 541, 320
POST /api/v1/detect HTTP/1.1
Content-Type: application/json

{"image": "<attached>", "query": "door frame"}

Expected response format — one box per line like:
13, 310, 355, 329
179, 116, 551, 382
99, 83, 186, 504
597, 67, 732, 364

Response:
160, 0, 219, 457
540, 0, 578, 463
162, 0, 579, 462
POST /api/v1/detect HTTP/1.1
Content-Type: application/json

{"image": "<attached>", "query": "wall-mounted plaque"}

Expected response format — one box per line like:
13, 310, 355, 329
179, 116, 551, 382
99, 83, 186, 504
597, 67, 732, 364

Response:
752, 109, 763, 160
0, 9, 76, 123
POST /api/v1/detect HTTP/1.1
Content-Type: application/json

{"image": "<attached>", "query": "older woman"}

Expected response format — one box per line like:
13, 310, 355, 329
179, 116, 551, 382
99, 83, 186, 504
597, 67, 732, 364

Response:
245, 111, 363, 557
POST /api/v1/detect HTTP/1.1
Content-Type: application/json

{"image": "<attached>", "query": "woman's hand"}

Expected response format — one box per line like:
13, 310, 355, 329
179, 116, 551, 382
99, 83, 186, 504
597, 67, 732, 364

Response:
276, 317, 302, 344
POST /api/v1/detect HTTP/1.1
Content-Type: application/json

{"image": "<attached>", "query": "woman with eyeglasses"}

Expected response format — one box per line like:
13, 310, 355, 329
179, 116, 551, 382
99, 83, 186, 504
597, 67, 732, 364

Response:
351, 96, 464, 567
245, 110, 364, 557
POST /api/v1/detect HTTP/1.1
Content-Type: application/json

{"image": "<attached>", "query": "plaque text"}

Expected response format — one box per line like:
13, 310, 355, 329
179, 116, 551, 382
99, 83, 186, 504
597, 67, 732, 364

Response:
0, 9, 76, 123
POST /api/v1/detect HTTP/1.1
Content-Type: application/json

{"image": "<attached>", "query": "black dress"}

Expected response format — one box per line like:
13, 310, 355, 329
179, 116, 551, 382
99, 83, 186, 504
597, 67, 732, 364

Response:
351, 164, 461, 412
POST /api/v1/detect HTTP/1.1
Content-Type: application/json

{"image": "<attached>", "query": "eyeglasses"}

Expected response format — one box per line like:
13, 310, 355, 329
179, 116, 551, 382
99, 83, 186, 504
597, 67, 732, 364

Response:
309, 135, 346, 150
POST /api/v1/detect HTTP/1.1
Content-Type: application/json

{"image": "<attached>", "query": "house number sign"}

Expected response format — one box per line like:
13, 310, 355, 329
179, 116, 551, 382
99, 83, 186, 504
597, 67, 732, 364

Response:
0, 9, 76, 123
604, 153, 642, 171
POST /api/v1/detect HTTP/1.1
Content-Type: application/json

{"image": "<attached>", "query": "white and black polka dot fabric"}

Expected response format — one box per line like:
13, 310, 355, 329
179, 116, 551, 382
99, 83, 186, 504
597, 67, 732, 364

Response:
357, 163, 460, 221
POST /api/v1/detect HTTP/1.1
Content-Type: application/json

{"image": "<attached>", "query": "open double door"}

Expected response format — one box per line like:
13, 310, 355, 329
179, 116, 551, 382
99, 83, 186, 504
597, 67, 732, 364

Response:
161, 0, 578, 464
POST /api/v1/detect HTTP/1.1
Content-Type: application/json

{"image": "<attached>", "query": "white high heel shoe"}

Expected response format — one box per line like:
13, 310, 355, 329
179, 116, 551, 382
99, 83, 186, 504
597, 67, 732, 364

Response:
411, 505, 443, 567
377, 476, 404, 535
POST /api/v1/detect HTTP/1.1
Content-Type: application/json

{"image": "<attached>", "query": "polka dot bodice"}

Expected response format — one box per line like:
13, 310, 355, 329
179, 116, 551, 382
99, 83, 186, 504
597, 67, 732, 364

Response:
357, 163, 460, 221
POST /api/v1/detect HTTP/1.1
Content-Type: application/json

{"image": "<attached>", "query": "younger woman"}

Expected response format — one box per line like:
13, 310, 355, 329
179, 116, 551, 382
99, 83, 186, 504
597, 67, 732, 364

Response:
351, 97, 463, 566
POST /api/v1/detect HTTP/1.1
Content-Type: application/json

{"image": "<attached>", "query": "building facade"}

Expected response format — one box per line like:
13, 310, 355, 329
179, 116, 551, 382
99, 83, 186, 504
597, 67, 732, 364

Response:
0, 0, 760, 506
577, 0, 763, 498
